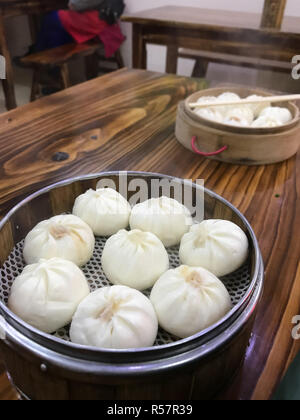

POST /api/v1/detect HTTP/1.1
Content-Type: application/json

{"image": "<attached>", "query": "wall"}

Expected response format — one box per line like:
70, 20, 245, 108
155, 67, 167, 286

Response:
4, 16, 31, 56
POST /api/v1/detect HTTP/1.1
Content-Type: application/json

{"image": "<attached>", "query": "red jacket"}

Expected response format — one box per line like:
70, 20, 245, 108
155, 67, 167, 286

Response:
58, 10, 125, 57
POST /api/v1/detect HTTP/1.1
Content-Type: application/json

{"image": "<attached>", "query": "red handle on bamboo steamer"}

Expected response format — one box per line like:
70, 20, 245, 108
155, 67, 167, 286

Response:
191, 136, 228, 156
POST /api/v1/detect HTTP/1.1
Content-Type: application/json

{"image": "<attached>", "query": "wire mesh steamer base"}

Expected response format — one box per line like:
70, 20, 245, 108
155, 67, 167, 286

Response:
0, 172, 264, 400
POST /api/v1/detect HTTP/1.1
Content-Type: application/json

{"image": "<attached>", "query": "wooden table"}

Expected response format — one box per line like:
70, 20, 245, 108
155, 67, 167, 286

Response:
122, 6, 300, 74
0, 0, 69, 110
0, 68, 299, 400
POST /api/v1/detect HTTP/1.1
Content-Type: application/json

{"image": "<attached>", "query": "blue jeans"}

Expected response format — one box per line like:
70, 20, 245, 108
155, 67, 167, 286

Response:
35, 11, 73, 51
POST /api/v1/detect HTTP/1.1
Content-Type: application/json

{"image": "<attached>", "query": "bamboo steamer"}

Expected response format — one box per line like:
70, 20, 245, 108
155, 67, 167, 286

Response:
175, 87, 300, 165
0, 172, 264, 400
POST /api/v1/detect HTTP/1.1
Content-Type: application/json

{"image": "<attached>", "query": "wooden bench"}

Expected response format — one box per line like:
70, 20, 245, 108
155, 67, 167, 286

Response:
179, 48, 293, 78
20, 41, 124, 101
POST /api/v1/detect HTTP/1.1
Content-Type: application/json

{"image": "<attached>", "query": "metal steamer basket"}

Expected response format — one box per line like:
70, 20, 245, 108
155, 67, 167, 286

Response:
0, 172, 264, 400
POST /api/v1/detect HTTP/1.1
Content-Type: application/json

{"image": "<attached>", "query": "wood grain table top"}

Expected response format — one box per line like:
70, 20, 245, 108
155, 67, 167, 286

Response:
0, 68, 299, 400
122, 6, 300, 34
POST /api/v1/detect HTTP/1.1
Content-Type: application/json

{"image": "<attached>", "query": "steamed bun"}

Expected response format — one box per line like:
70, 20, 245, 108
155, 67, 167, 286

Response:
179, 220, 249, 277
23, 215, 95, 267
197, 96, 218, 105
150, 265, 232, 338
218, 92, 240, 102
223, 107, 254, 127
252, 116, 283, 128
73, 188, 131, 236
102, 229, 169, 291
195, 96, 223, 122
130, 197, 193, 247
195, 107, 223, 123
70, 286, 158, 349
260, 106, 292, 124
216, 92, 241, 116
246, 95, 271, 118
8, 258, 90, 333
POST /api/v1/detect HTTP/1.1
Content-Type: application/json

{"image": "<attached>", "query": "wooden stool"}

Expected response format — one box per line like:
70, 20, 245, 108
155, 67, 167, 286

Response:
21, 41, 124, 101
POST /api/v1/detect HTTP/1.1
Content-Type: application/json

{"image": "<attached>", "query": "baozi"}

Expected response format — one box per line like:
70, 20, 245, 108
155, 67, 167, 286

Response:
23, 215, 95, 267
8, 258, 90, 333
130, 197, 193, 247
223, 107, 254, 127
252, 116, 283, 128
197, 96, 218, 105
150, 265, 232, 339
70, 286, 158, 349
246, 95, 271, 118
216, 92, 241, 116
260, 106, 292, 124
218, 92, 240, 102
195, 108, 223, 123
179, 220, 249, 277
102, 229, 169, 291
73, 188, 131, 236
195, 96, 223, 123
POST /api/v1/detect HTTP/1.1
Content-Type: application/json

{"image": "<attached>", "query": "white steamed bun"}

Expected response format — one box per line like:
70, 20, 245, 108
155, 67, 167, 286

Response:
223, 106, 254, 127
218, 92, 240, 102
197, 96, 218, 105
8, 258, 90, 333
195, 107, 223, 123
260, 106, 292, 124
130, 197, 193, 247
150, 265, 232, 338
216, 92, 241, 116
251, 116, 283, 128
73, 188, 131, 236
179, 220, 249, 277
195, 96, 223, 122
246, 95, 271, 118
23, 214, 95, 266
102, 229, 169, 291
70, 285, 158, 349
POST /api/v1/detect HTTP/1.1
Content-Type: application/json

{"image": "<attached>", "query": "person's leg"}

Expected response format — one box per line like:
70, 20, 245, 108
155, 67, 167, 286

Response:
35, 11, 74, 52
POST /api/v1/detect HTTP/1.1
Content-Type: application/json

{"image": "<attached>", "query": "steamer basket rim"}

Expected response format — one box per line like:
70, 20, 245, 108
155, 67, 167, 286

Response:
0, 171, 261, 358
2, 259, 263, 375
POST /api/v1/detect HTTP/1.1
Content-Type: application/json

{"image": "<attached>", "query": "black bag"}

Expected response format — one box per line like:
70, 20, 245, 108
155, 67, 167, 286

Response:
98, 0, 125, 25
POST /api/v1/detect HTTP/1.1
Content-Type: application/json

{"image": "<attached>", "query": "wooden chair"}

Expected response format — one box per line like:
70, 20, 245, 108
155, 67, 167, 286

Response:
178, 0, 289, 78
21, 41, 124, 101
